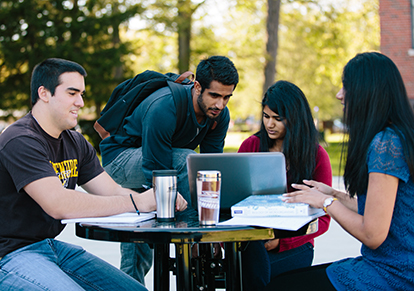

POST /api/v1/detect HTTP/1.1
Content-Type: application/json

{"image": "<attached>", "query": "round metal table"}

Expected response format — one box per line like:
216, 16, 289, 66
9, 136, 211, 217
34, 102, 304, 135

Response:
76, 211, 318, 291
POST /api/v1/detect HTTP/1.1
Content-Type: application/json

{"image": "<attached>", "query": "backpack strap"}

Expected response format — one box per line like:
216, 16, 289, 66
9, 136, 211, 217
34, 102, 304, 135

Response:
175, 71, 194, 84
168, 71, 195, 131
168, 81, 189, 131
94, 120, 110, 140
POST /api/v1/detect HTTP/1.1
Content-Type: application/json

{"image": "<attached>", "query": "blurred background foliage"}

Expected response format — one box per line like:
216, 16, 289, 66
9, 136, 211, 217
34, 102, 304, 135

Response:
0, 0, 379, 171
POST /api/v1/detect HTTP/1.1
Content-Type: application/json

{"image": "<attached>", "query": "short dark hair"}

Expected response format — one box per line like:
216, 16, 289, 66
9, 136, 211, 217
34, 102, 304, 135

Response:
195, 56, 239, 93
257, 80, 318, 185
31, 58, 87, 105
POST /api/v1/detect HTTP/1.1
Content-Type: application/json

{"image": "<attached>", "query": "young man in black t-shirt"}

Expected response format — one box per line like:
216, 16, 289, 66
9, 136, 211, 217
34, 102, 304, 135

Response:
0, 58, 187, 290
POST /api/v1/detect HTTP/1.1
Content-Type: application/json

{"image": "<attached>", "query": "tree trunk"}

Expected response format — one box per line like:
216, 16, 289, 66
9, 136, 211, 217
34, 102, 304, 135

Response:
177, 10, 191, 73
176, 0, 194, 73
176, 0, 205, 73
263, 0, 281, 95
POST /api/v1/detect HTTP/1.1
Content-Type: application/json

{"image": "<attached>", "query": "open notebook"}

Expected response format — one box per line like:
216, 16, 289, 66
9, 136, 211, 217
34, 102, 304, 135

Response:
61, 212, 155, 225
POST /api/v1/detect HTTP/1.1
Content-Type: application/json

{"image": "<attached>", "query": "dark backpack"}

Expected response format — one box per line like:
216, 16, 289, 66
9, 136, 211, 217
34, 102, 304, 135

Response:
94, 70, 195, 140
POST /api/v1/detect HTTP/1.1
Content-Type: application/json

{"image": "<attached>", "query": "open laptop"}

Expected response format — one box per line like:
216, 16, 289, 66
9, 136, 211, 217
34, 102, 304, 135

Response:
186, 152, 287, 214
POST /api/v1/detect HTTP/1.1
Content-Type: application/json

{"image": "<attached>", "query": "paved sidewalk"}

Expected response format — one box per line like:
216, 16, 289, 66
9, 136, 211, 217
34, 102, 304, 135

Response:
57, 176, 361, 290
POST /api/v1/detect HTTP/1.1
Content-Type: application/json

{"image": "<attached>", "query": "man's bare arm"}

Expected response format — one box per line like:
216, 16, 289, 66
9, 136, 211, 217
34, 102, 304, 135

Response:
24, 173, 157, 220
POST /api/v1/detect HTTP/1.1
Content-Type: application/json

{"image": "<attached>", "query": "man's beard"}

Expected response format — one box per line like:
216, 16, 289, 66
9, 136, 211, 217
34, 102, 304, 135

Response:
197, 93, 220, 121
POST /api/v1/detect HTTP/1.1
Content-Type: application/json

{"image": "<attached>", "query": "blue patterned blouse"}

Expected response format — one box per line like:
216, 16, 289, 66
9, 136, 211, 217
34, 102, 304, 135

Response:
326, 128, 414, 290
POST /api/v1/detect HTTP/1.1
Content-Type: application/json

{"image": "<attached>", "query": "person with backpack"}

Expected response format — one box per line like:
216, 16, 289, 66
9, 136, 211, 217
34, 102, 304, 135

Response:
99, 55, 239, 284
0, 58, 187, 290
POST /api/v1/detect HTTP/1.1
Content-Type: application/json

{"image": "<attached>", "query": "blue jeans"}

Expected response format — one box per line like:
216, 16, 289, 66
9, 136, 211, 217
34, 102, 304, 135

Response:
0, 239, 147, 290
241, 241, 314, 291
104, 147, 194, 204
104, 147, 196, 284
119, 243, 153, 286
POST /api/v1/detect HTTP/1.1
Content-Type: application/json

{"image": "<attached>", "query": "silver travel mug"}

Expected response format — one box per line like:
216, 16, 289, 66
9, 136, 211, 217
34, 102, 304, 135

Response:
153, 170, 178, 222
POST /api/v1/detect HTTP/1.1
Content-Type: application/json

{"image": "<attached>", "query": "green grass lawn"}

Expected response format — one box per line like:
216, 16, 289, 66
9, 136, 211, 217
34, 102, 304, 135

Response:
322, 140, 345, 177
224, 131, 346, 177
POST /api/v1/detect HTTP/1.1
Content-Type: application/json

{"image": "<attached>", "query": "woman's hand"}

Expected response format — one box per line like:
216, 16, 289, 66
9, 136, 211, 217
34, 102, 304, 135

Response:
282, 180, 332, 209
293, 180, 335, 196
264, 239, 280, 251
175, 193, 188, 211
288, 180, 358, 212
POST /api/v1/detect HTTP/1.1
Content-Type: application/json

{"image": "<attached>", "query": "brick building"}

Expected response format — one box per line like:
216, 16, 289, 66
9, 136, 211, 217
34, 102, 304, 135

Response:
379, 0, 414, 108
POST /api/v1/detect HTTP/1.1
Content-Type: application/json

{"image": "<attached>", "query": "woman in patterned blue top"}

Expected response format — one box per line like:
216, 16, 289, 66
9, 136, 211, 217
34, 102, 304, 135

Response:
264, 52, 414, 291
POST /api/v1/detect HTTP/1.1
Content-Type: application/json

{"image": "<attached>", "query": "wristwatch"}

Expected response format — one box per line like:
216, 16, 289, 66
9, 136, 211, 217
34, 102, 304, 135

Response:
323, 197, 337, 213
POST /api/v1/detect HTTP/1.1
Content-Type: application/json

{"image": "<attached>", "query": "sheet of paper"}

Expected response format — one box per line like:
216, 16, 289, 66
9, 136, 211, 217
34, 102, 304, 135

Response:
218, 211, 325, 231
61, 212, 156, 225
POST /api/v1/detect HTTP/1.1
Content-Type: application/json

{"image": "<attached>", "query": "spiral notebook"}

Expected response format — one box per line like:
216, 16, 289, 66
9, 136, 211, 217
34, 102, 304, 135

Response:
186, 152, 287, 214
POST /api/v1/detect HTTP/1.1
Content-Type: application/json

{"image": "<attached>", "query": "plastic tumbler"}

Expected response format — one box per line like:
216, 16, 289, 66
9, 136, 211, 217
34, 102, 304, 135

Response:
153, 170, 177, 222
197, 170, 221, 225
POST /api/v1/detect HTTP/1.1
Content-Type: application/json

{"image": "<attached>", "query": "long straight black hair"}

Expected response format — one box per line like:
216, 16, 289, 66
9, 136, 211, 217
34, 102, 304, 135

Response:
342, 52, 414, 197
256, 80, 319, 185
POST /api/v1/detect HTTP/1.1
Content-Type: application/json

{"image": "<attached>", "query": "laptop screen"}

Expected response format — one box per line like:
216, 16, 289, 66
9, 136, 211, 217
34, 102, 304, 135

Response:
186, 152, 287, 214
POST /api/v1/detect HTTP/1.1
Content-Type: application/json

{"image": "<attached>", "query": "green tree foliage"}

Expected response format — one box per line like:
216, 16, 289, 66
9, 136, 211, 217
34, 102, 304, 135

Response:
0, 0, 380, 128
206, 1, 267, 121
127, 1, 232, 77
219, 0, 379, 122
0, 0, 143, 117
135, 0, 206, 73
178, 1, 268, 122
277, 0, 380, 121
127, 29, 178, 73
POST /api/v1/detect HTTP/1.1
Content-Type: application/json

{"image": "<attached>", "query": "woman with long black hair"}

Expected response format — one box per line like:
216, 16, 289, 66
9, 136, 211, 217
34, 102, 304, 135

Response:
238, 80, 332, 290
265, 52, 414, 290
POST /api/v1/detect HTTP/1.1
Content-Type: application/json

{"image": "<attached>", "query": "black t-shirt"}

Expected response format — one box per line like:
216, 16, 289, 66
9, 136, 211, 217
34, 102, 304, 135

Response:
0, 113, 103, 257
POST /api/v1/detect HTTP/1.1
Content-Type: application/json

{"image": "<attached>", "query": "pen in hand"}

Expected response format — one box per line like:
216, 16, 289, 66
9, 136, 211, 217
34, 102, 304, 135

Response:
130, 194, 140, 216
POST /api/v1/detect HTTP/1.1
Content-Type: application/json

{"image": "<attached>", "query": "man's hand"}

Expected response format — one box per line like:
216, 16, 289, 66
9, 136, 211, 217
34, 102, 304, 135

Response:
176, 193, 188, 211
